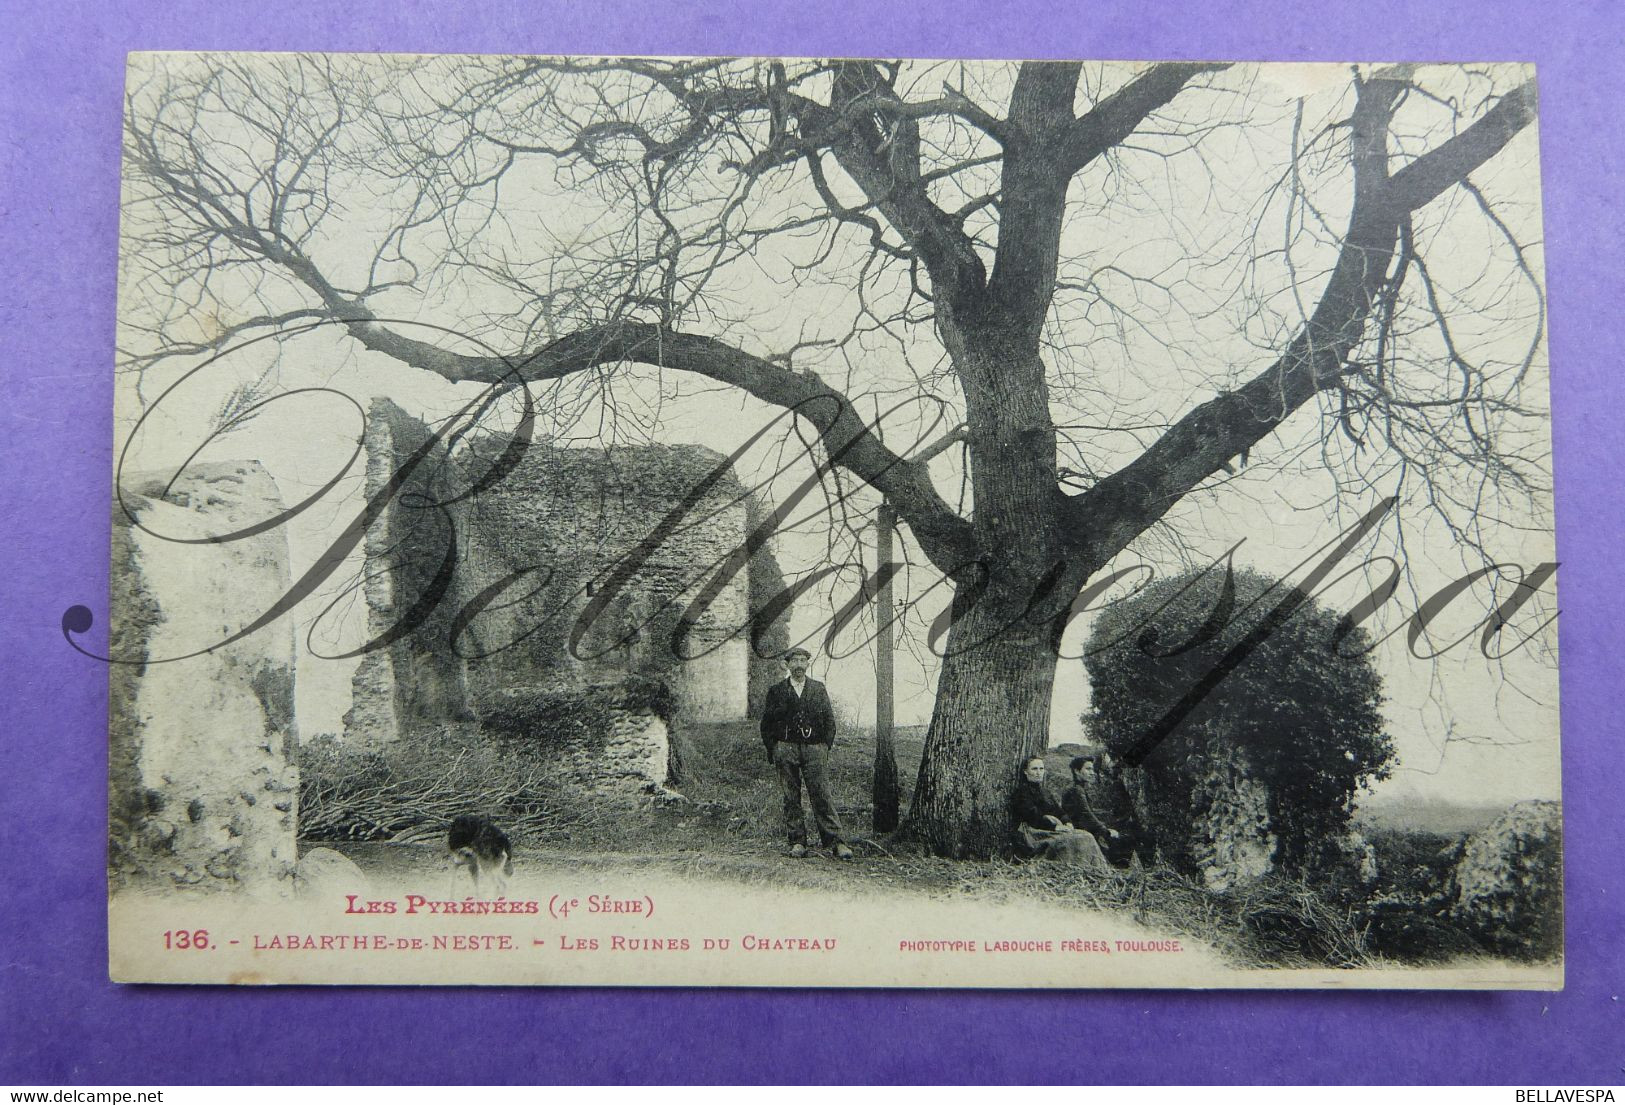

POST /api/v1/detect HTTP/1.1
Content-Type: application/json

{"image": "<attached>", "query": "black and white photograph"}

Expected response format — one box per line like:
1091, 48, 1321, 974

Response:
104, 53, 1560, 987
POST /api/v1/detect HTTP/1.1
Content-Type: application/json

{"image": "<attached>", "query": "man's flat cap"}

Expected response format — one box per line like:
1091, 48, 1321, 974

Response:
782, 647, 812, 661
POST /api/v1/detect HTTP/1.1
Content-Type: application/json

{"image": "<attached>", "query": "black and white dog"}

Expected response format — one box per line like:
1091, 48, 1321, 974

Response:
447, 814, 514, 897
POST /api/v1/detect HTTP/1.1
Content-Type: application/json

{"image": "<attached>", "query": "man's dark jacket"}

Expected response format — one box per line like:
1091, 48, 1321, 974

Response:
1061, 782, 1113, 840
759, 677, 837, 758
1063, 772, 1145, 865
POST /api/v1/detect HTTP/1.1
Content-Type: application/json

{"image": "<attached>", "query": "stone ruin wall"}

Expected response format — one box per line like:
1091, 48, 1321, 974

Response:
1127, 737, 1389, 891
1449, 799, 1563, 958
109, 461, 299, 896
341, 400, 471, 746
1178, 741, 1277, 891
345, 399, 788, 796
545, 703, 674, 803
453, 436, 776, 717
1117, 735, 1278, 891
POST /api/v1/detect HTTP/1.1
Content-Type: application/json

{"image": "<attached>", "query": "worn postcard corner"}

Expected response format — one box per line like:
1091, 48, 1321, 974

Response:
103, 53, 1560, 989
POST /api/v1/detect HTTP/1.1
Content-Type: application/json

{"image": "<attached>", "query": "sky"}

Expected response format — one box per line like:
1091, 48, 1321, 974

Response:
112, 56, 1559, 810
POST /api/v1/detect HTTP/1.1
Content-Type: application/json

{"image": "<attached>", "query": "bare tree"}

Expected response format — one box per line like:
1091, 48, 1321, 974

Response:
119, 55, 1544, 857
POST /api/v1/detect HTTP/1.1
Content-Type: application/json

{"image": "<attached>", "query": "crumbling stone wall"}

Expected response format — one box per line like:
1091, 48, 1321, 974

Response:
1449, 799, 1563, 959
109, 461, 298, 895
1177, 740, 1276, 891
344, 400, 789, 797
478, 678, 679, 797
555, 707, 672, 799
341, 400, 471, 746
1131, 736, 1277, 891
451, 436, 781, 718
742, 498, 791, 716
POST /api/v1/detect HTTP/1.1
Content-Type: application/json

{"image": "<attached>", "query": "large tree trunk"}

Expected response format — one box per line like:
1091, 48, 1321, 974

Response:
906, 593, 1061, 858
901, 311, 1073, 858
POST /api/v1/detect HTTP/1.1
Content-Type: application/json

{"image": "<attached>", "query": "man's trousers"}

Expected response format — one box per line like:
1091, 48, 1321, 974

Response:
772, 741, 847, 847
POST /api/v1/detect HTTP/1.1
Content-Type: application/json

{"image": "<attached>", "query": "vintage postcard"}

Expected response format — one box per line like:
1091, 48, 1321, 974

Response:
102, 53, 1560, 987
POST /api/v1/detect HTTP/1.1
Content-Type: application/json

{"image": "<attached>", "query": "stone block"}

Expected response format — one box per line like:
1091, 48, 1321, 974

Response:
1449, 799, 1563, 959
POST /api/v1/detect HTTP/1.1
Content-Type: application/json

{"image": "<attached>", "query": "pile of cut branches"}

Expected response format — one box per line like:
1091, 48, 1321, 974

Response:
299, 730, 560, 844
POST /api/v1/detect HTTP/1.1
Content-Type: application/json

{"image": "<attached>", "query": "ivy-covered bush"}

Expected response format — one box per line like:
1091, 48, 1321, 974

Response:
1084, 565, 1394, 873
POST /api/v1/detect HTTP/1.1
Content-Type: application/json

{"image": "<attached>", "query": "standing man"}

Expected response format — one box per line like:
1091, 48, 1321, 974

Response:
760, 647, 853, 860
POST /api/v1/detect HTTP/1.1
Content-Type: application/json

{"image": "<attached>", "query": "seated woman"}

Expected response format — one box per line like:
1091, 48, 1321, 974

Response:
1011, 756, 1109, 871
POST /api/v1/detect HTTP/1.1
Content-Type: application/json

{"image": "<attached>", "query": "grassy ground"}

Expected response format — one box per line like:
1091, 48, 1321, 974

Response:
543, 720, 1107, 856
303, 720, 1405, 968
646, 719, 927, 854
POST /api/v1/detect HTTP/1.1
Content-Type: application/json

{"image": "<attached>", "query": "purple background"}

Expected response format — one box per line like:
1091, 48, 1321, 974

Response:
2, 0, 1620, 1085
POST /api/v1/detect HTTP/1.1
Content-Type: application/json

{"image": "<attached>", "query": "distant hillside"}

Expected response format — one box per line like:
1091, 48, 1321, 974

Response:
1355, 797, 1507, 836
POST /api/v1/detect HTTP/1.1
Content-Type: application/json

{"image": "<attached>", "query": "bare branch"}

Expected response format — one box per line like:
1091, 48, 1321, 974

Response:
1059, 62, 1230, 174
1069, 74, 1538, 568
